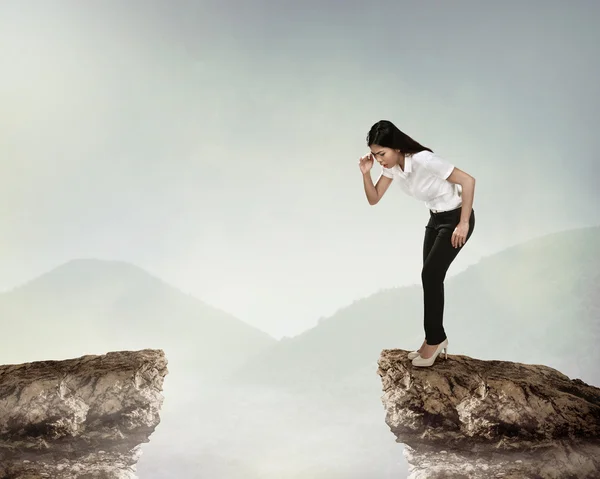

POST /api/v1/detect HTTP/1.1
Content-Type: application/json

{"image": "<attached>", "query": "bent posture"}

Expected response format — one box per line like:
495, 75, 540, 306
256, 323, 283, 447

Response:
359, 120, 476, 367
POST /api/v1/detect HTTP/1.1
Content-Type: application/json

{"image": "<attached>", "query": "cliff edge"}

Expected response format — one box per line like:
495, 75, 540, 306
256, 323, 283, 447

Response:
0, 349, 168, 478
377, 349, 600, 479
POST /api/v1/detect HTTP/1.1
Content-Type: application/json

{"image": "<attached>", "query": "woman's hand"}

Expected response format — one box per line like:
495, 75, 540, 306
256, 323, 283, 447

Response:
359, 153, 374, 174
452, 221, 469, 248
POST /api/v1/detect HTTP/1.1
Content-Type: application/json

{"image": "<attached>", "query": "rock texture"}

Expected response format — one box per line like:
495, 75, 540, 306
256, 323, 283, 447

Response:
0, 349, 167, 478
377, 349, 600, 479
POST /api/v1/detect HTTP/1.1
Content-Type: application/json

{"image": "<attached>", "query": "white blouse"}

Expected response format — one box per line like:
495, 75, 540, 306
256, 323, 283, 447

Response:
380, 150, 462, 212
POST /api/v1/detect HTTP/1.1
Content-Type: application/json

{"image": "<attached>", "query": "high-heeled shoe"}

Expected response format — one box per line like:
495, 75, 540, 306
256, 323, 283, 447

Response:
407, 339, 427, 359
411, 339, 448, 367
407, 350, 421, 360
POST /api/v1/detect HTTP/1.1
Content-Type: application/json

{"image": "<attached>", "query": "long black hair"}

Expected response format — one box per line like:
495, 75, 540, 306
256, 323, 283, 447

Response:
366, 120, 433, 155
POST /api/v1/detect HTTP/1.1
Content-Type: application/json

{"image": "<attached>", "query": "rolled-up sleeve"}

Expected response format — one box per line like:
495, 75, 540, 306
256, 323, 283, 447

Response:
422, 151, 455, 179
381, 167, 394, 179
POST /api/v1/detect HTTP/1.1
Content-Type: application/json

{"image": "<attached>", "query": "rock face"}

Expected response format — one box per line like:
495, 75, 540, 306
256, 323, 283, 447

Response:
0, 349, 167, 479
377, 349, 600, 479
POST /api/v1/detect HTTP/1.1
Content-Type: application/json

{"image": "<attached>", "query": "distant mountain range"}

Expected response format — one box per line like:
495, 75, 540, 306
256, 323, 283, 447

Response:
228, 226, 600, 390
0, 259, 275, 386
2, 226, 598, 397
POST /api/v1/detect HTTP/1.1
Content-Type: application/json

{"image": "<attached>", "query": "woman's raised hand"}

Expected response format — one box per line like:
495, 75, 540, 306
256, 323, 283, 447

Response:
358, 153, 374, 174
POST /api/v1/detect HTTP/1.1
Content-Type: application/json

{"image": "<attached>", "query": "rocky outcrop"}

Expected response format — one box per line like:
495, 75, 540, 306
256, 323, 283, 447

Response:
0, 349, 167, 478
377, 349, 600, 479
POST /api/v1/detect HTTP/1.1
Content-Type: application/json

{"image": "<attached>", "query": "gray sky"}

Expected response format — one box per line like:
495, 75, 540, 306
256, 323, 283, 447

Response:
2, 0, 599, 338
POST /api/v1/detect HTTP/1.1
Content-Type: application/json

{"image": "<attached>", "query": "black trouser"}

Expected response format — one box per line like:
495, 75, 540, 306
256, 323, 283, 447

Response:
422, 206, 475, 345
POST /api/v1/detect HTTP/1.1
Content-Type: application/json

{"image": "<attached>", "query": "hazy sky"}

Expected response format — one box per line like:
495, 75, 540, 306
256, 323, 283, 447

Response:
2, 0, 599, 338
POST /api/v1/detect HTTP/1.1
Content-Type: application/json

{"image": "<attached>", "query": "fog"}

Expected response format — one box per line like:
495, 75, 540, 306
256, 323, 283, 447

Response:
2, 1, 599, 477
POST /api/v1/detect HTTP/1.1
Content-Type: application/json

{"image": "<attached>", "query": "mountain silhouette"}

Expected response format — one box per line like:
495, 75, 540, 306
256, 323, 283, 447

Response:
228, 226, 600, 391
0, 258, 275, 384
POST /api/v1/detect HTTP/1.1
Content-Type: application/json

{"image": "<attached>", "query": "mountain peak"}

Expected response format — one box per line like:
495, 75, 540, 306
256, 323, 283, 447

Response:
6, 257, 162, 295
0, 257, 275, 376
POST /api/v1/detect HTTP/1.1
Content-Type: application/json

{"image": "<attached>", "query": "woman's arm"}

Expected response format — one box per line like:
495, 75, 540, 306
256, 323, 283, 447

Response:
363, 172, 393, 205
446, 167, 476, 224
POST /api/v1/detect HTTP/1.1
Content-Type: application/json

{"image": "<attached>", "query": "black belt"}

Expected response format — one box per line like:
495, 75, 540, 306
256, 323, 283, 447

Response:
430, 204, 462, 214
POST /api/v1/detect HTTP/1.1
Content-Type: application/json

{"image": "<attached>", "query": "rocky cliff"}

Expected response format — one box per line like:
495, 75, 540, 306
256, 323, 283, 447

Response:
377, 349, 600, 479
0, 349, 167, 479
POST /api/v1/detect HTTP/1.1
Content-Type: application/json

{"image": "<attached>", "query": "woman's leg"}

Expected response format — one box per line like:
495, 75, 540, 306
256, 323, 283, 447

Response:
421, 209, 475, 345
417, 218, 438, 352
423, 218, 437, 264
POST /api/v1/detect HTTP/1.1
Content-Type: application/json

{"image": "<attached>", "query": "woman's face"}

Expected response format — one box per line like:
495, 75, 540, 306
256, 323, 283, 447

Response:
369, 144, 402, 168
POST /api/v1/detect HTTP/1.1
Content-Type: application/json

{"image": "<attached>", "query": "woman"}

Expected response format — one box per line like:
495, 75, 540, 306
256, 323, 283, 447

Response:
359, 120, 476, 367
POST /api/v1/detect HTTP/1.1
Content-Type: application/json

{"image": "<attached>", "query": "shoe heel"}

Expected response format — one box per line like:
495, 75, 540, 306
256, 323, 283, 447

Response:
444, 347, 448, 360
